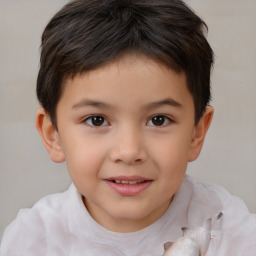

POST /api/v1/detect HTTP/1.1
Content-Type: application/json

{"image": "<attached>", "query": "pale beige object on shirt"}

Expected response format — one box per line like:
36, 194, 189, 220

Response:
163, 236, 201, 256
163, 213, 222, 256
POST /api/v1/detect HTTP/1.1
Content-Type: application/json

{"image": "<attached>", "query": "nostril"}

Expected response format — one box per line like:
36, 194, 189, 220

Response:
110, 149, 147, 164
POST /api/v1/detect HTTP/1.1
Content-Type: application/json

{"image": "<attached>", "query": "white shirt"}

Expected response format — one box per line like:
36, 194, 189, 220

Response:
1, 175, 256, 255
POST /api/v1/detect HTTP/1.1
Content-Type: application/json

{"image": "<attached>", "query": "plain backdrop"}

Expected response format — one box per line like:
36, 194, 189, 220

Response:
0, 0, 255, 240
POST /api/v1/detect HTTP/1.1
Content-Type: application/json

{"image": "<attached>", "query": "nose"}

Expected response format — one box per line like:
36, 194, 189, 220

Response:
109, 127, 147, 165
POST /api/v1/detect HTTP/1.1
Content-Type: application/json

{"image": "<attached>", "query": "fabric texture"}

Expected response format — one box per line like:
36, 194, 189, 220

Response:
1, 175, 256, 256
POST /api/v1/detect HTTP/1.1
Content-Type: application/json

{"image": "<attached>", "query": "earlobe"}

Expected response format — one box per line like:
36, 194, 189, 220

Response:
35, 108, 65, 163
188, 106, 214, 162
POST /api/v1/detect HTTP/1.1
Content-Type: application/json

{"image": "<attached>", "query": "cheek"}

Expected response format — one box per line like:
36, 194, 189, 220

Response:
62, 136, 106, 178
150, 134, 192, 171
154, 141, 190, 196
64, 144, 105, 197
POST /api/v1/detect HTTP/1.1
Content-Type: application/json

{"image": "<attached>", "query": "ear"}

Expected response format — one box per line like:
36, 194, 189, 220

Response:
188, 106, 214, 162
35, 108, 65, 163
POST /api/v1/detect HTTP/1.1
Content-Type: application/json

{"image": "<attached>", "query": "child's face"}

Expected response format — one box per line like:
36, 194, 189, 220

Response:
38, 54, 211, 232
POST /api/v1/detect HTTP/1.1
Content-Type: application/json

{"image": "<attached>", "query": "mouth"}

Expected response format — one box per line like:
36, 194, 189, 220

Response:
105, 176, 153, 196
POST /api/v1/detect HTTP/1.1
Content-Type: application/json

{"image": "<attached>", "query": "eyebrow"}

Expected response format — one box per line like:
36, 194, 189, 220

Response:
145, 98, 182, 110
72, 99, 111, 110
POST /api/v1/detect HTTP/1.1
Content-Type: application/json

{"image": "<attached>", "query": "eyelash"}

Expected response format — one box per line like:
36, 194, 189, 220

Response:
83, 114, 173, 127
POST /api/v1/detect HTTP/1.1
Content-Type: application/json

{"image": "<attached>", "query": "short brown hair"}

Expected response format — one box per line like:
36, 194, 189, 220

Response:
37, 0, 214, 127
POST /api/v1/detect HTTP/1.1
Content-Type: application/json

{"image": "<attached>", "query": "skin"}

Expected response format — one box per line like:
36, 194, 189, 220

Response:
36, 54, 213, 233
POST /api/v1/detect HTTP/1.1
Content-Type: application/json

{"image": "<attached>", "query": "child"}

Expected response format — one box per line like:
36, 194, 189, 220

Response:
1, 0, 255, 255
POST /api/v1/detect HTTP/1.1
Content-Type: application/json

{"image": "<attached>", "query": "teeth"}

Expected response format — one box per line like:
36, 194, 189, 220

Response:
127, 181, 138, 185
114, 180, 143, 185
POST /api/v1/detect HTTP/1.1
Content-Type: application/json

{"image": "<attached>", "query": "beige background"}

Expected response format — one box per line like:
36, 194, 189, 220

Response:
0, 0, 255, 240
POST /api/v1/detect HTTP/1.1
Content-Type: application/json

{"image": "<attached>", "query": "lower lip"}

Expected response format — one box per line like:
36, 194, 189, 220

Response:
105, 180, 152, 196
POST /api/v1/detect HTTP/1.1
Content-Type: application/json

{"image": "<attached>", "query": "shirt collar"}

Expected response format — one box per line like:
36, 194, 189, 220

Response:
66, 175, 222, 251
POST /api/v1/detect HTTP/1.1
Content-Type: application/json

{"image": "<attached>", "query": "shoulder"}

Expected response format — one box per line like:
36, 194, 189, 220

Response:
0, 186, 72, 256
185, 176, 256, 254
186, 175, 255, 225
185, 175, 250, 216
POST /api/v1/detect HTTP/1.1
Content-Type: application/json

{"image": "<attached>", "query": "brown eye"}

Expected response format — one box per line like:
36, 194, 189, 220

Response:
152, 116, 165, 126
147, 115, 171, 127
85, 115, 108, 127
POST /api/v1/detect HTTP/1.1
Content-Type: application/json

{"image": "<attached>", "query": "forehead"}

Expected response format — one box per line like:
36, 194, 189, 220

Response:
59, 54, 193, 112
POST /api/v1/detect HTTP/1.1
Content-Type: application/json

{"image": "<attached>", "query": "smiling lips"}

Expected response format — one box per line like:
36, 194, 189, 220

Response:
105, 176, 153, 196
